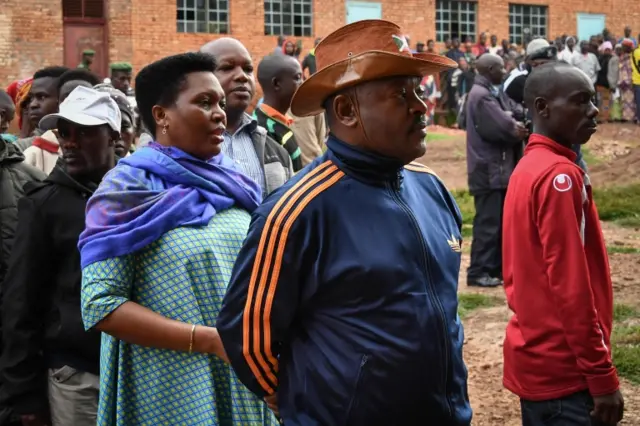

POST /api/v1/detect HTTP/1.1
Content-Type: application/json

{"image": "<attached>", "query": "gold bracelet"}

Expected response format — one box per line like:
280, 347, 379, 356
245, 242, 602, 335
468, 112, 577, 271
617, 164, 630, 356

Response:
189, 324, 197, 353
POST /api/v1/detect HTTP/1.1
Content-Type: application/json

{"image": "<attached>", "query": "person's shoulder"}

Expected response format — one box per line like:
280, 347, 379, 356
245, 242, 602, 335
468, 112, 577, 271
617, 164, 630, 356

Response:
530, 158, 583, 195
255, 156, 341, 217
404, 162, 455, 197
9, 158, 46, 181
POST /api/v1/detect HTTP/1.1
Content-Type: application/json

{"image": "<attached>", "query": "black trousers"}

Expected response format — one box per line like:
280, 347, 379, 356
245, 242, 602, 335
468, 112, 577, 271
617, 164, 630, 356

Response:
467, 189, 506, 280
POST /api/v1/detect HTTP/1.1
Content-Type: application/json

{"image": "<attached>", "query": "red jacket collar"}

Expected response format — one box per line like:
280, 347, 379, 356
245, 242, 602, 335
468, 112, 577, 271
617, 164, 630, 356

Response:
525, 134, 578, 162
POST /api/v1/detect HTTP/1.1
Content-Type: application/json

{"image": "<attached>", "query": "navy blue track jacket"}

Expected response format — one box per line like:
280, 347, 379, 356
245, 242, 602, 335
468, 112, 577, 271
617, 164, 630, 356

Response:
217, 136, 472, 425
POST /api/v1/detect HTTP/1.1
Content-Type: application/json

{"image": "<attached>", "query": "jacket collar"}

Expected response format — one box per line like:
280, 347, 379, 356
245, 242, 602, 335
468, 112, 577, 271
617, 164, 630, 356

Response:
525, 133, 578, 162
257, 104, 294, 126
326, 135, 405, 186
474, 74, 493, 91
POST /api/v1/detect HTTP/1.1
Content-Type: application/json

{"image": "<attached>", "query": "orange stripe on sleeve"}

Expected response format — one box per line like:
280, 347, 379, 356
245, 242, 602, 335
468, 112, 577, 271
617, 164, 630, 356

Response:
241, 161, 335, 394
261, 170, 345, 368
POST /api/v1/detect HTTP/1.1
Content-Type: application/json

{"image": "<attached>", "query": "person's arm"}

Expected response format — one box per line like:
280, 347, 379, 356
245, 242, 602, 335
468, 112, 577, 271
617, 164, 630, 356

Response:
217, 212, 306, 397
0, 195, 51, 417
473, 95, 519, 145
534, 165, 619, 396
607, 57, 619, 89
81, 256, 226, 358
593, 55, 602, 83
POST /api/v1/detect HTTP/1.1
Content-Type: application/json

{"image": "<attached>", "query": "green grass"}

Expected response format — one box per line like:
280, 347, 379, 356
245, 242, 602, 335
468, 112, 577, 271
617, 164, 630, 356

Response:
612, 325, 640, 384
614, 304, 640, 322
426, 133, 456, 142
593, 184, 640, 228
607, 245, 640, 255
581, 146, 602, 166
451, 189, 475, 225
611, 304, 640, 384
458, 293, 502, 319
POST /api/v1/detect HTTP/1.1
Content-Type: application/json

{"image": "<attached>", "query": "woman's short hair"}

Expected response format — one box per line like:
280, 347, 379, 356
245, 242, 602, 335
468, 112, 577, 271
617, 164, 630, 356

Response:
135, 52, 217, 138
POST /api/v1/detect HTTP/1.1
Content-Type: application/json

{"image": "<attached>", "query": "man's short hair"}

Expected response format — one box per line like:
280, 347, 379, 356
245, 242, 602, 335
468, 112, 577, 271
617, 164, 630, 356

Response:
257, 54, 293, 90
57, 69, 101, 91
33, 66, 70, 81
135, 52, 217, 138
523, 61, 574, 108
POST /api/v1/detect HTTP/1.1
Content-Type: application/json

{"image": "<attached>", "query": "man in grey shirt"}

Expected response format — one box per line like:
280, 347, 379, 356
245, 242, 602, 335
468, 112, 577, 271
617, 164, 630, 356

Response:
571, 41, 601, 84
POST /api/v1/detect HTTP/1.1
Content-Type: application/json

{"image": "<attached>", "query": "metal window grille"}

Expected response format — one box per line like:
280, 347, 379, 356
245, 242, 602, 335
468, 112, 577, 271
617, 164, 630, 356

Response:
264, 0, 313, 37
435, 0, 477, 43
509, 4, 548, 45
62, 0, 105, 19
176, 0, 229, 34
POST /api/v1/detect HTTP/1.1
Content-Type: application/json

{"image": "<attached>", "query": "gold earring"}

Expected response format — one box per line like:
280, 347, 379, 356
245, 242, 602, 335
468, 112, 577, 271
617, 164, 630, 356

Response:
162, 124, 168, 135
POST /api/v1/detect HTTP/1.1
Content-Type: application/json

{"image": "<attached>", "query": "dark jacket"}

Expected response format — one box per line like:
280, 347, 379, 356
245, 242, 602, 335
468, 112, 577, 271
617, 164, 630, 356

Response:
0, 161, 101, 416
246, 118, 294, 195
254, 106, 304, 171
218, 136, 472, 425
0, 140, 46, 292
465, 75, 523, 194
0, 140, 45, 424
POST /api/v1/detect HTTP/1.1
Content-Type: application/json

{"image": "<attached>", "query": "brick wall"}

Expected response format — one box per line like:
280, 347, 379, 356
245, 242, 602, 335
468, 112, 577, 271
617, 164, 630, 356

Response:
2, 0, 640, 88
0, 0, 63, 86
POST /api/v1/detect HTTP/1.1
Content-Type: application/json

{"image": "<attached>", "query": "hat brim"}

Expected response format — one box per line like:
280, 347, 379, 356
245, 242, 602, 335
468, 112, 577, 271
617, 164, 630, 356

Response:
290, 51, 458, 117
39, 112, 110, 131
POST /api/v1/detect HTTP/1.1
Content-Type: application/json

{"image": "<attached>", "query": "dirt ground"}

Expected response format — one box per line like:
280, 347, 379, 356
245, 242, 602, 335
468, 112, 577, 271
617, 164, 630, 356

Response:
417, 124, 640, 425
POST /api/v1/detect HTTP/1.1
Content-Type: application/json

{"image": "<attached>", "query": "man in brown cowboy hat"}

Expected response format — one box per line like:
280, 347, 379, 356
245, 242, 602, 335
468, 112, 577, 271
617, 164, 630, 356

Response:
217, 20, 472, 425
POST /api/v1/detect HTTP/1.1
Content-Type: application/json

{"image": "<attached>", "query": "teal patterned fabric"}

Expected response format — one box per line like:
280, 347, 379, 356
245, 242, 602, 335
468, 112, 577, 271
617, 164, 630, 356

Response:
81, 208, 278, 426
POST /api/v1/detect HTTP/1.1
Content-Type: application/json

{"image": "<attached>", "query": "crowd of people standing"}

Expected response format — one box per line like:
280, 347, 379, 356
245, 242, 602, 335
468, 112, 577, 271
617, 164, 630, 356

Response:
0, 17, 627, 426
421, 26, 640, 127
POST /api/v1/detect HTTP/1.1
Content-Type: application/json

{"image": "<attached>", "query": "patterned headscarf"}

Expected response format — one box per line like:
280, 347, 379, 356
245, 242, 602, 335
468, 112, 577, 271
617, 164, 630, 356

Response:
5, 78, 33, 130
621, 38, 635, 48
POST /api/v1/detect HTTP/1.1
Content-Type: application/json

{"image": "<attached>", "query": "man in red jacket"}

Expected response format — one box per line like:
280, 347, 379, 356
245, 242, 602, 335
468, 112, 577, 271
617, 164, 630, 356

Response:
502, 61, 624, 426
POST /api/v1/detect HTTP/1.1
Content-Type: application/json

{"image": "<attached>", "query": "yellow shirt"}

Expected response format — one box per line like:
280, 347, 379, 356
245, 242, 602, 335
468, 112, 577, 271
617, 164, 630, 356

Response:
633, 47, 640, 85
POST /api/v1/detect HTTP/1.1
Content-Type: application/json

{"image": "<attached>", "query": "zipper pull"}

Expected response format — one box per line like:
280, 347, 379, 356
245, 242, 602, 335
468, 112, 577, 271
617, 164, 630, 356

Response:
502, 151, 506, 161
394, 172, 402, 191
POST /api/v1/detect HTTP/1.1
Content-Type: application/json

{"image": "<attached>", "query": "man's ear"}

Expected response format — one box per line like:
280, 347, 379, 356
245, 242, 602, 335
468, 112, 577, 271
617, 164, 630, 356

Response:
272, 76, 280, 92
534, 97, 549, 118
110, 131, 120, 146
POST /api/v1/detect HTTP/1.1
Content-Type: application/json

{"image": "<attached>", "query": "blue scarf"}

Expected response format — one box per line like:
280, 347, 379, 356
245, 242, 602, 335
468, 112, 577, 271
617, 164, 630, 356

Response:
79, 142, 262, 268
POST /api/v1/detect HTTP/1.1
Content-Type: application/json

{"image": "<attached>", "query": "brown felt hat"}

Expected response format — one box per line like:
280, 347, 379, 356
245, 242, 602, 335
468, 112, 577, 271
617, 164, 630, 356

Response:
290, 20, 458, 117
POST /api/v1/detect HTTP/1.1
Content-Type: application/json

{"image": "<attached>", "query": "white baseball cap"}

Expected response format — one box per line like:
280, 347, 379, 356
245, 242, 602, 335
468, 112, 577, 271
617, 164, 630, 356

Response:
40, 85, 121, 133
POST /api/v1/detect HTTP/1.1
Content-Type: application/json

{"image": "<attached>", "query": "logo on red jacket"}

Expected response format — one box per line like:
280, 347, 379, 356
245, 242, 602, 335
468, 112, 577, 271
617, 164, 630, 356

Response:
552, 173, 573, 192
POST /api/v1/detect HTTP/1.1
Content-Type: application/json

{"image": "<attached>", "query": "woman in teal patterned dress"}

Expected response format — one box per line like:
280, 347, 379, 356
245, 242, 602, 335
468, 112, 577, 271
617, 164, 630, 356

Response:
79, 53, 279, 425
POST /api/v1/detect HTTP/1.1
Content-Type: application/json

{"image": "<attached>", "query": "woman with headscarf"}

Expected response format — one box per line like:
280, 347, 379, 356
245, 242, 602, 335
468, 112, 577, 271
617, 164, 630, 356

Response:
559, 36, 578, 63
6, 78, 34, 137
79, 52, 278, 425
282, 38, 296, 56
618, 39, 637, 122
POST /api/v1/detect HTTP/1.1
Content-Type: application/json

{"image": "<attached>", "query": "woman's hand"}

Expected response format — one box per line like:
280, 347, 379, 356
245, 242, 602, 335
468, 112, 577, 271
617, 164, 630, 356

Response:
194, 326, 230, 362
265, 394, 280, 418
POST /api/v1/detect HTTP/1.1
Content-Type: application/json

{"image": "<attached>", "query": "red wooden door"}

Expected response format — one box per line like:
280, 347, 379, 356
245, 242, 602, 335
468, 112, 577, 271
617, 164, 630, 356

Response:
62, 0, 108, 78
63, 25, 107, 78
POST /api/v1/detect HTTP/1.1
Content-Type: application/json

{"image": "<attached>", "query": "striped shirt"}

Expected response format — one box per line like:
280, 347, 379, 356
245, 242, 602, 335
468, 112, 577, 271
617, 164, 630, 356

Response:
221, 114, 266, 194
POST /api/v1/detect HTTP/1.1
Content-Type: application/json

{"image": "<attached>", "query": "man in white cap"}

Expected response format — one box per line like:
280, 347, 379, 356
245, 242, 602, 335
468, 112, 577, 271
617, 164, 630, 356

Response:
0, 86, 119, 426
217, 19, 472, 426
